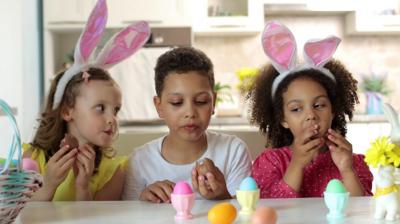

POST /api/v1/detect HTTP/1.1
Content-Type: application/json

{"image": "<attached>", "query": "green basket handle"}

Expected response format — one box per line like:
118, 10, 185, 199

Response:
0, 99, 21, 173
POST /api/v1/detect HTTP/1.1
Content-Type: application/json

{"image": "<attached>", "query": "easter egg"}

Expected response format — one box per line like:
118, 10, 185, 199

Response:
196, 158, 215, 176
325, 179, 347, 193
60, 133, 79, 149
208, 202, 237, 224
239, 177, 258, 191
22, 158, 39, 172
251, 206, 277, 224
173, 181, 193, 195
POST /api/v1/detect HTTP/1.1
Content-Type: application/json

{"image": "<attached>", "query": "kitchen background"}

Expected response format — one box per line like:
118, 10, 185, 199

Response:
1, 0, 400, 159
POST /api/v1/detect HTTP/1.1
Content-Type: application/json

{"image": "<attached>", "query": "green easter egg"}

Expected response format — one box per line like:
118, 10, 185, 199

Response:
326, 179, 347, 193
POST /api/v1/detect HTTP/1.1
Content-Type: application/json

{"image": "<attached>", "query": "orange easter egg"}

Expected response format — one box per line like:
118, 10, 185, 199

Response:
208, 202, 237, 224
251, 206, 277, 224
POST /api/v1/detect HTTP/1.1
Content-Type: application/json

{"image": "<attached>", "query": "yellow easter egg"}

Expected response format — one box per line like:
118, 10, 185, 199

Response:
208, 202, 237, 224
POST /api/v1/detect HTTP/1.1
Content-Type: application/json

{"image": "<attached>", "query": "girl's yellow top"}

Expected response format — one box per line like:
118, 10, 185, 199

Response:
23, 143, 127, 201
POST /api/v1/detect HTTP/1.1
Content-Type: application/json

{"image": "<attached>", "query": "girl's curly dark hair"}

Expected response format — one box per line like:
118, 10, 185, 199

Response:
248, 59, 358, 148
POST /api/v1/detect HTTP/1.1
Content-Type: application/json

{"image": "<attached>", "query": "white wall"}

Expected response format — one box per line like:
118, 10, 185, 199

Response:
0, 0, 41, 158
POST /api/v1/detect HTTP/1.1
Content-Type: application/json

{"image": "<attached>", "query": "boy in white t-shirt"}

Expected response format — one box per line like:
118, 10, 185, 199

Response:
122, 47, 252, 202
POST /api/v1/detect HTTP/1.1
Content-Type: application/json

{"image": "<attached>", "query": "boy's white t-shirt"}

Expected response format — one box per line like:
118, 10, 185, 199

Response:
122, 131, 252, 200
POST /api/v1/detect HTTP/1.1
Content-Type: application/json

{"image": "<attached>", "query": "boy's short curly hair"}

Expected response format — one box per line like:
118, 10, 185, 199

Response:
154, 47, 214, 96
248, 59, 359, 148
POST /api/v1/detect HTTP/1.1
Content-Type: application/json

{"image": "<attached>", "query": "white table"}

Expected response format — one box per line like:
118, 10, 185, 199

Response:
16, 197, 379, 224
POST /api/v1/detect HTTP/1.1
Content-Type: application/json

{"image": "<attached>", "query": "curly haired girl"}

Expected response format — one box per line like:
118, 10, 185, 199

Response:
249, 21, 372, 198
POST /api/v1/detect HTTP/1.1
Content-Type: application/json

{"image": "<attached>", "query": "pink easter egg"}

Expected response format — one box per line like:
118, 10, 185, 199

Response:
173, 181, 193, 195
22, 158, 39, 172
252, 206, 277, 224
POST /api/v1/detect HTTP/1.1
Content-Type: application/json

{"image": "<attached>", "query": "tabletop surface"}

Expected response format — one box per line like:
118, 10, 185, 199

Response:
15, 197, 383, 224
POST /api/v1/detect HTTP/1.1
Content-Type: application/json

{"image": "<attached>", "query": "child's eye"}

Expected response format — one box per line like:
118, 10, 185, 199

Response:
290, 108, 301, 112
170, 102, 182, 106
114, 107, 120, 115
95, 104, 105, 113
314, 103, 325, 109
195, 101, 208, 105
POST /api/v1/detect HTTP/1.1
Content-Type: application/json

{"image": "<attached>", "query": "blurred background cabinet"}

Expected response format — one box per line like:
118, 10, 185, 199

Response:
193, 0, 264, 36
42, 0, 193, 93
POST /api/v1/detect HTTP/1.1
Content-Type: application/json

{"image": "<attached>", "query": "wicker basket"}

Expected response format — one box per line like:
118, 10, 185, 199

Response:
0, 99, 43, 224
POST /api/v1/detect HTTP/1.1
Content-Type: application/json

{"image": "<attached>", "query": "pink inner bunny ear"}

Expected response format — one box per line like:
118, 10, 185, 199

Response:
95, 21, 150, 68
262, 21, 297, 72
304, 36, 341, 67
77, 0, 108, 63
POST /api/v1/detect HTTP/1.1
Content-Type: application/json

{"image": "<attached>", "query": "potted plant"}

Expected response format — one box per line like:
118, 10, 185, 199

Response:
360, 70, 391, 115
214, 82, 233, 106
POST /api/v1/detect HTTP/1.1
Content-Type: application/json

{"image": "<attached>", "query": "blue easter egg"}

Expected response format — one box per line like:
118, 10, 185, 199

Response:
239, 177, 258, 190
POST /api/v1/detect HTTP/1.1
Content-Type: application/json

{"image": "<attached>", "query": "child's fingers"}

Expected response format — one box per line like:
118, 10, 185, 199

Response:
303, 138, 323, 152
145, 191, 161, 203
205, 172, 219, 191
140, 189, 161, 203
301, 125, 319, 143
327, 129, 352, 151
160, 181, 175, 199
197, 175, 210, 196
59, 157, 75, 174
76, 154, 91, 174
191, 168, 199, 190
51, 145, 72, 162
81, 144, 96, 157
78, 147, 95, 161
56, 148, 78, 165
148, 183, 172, 203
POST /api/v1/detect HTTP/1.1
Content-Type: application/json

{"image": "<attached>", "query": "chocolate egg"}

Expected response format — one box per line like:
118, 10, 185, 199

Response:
251, 206, 277, 224
208, 202, 237, 224
196, 158, 215, 176
60, 133, 79, 149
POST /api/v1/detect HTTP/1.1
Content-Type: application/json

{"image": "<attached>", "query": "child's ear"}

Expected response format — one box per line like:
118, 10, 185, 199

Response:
281, 120, 289, 129
61, 106, 73, 122
213, 91, 217, 108
153, 96, 163, 118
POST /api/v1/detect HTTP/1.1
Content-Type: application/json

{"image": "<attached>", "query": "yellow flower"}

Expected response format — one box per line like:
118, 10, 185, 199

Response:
387, 145, 400, 167
235, 67, 260, 94
365, 136, 397, 168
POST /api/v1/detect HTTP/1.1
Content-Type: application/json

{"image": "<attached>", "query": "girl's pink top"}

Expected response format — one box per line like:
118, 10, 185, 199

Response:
251, 146, 373, 198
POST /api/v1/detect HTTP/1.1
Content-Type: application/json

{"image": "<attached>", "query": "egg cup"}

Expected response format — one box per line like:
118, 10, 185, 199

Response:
324, 191, 349, 220
171, 192, 195, 220
236, 189, 260, 216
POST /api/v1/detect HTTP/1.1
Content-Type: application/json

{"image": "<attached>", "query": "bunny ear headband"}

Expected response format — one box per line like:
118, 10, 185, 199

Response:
261, 21, 341, 98
53, 0, 150, 109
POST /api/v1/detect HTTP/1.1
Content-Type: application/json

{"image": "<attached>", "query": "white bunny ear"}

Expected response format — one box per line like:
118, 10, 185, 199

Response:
261, 21, 297, 73
303, 36, 341, 68
382, 103, 400, 144
52, 0, 108, 109
94, 21, 150, 69
74, 0, 108, 65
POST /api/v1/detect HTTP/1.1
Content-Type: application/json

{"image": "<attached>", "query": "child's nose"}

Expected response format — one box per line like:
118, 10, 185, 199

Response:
305, 110, 317, 121
184, 103, 196, 118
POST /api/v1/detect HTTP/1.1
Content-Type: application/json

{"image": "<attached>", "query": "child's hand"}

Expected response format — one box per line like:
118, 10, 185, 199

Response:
291, 124, 325, 168
326, 128, 353, 173
45, 145, 78, 190
139, 180, 175, 203
192, 159, 231, 200
74, 144, 96, 189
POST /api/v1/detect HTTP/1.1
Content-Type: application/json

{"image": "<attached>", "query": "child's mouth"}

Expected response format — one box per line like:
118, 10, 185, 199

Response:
184, 125, 198, 132
104, 130, 113, 136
